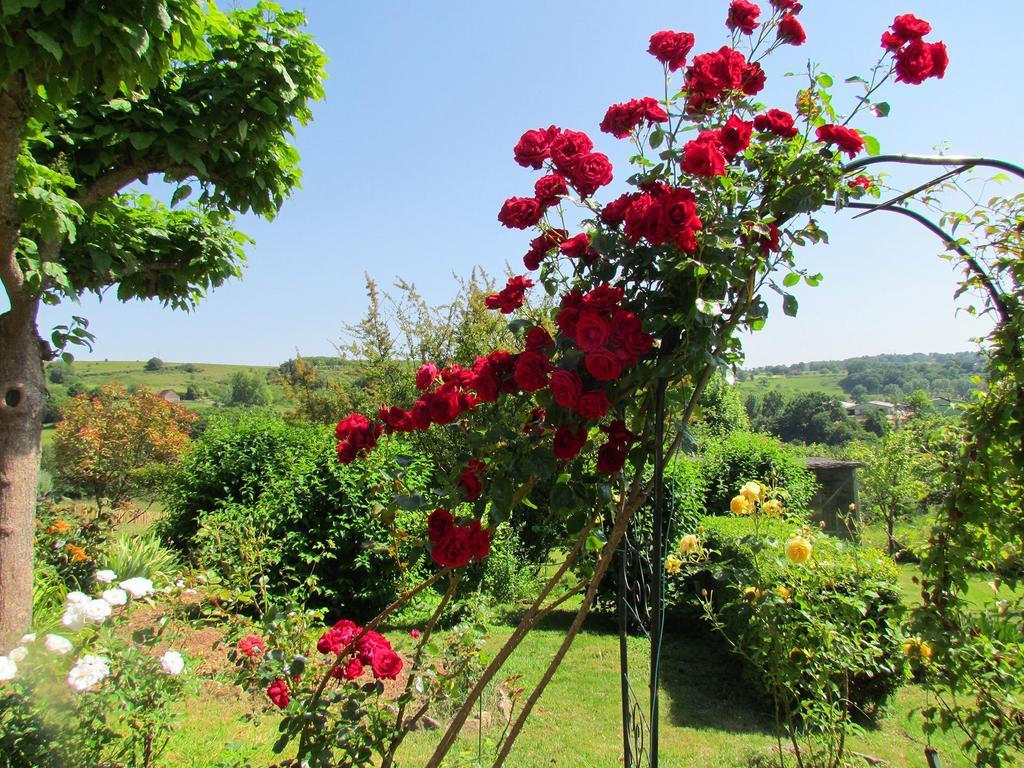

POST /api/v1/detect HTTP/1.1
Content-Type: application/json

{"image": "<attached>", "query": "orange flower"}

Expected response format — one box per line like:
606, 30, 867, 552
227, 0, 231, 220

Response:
66, 544, 89, 562
52, 519, 71, 534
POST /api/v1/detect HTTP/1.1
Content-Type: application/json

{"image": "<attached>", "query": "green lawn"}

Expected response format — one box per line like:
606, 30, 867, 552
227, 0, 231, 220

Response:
163, 607, 977, 768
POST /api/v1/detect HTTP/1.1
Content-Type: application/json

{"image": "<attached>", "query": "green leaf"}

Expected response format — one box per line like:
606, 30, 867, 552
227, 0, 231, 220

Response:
649, 128, 664, 149
27, 29, 62, 62
873, 102, 890, 118
107, 98, 133, 112
817, 73, 834, 88
844, 75, 868, 84
129, 132, 156, 150
862, 134, 881, 156
782, 273, 801, 288
783, 294, 799, 317
170, 184, 193, 207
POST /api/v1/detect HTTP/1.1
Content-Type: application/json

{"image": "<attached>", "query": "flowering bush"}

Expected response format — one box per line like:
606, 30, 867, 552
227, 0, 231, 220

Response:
34, 499, 114, 590
0, 572, 191, 768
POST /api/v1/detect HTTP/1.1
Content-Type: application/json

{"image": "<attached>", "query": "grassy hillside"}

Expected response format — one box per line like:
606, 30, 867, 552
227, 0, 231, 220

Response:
735, 371, 846, 399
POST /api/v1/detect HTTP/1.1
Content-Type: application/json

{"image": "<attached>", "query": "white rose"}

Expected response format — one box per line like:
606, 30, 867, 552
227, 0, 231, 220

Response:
0, 655, 17, 681
81, 598, 113, 624
119, 577, 155, 599
67, 655, 110, 692
95, 570, 117, 584
44, 634, 73, 655
9, 646, 28, 664
61, 605, 85, 631
65, 591, 90, 606
159, 650, 185, 676
102, 588, 128, 607
20, 633, 36, 644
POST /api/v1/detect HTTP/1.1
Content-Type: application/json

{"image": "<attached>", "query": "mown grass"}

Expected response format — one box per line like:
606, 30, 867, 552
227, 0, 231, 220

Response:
163, 605, 976, 768
736, 372, 847, 399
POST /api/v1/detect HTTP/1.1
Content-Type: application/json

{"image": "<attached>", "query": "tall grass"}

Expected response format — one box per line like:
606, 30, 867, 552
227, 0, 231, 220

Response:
101, 532, 180, 585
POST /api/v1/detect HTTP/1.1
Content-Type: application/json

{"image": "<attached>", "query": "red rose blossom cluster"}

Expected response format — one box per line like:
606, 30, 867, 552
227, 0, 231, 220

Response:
684, 46, 764, 110
485, 275, 534, 314
509, 126, 612, 204
597, 419, 635, 474
600, 97, 669, 139
238, 634, 266, 658
881, 14, 947, 85
317, 619, 404, 681
335, 413, 383, 464
427, 509, 491, 568
602, 182, 702, 253
522, 229, 567, 270
681, 114, 753, 176
753, 108, 798, 138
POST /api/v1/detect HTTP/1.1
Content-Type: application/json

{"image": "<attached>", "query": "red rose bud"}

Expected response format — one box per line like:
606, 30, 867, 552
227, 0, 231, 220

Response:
726, 0, 761, 34
647, 30, 695, 71
777, 13, 805, 45
552, 425, 588, 461
814, 124, 864, 157
410, 629, 421, 639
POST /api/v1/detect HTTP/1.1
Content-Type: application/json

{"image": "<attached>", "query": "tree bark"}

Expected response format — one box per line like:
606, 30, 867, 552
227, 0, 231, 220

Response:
0, 299, 44, 644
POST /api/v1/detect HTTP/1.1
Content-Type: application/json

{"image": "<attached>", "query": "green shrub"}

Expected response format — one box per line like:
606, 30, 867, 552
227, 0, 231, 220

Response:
101, 532, 180, 585
701, 432, 817, 517
694, 515, 906, 716
160, 410, 435, 618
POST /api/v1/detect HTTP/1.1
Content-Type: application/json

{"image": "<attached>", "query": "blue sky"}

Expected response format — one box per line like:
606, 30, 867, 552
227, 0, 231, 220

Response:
37, 1, 1023, 367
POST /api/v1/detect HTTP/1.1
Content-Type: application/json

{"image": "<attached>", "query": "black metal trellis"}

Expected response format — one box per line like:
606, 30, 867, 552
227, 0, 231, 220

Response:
615, 154, 1024, 768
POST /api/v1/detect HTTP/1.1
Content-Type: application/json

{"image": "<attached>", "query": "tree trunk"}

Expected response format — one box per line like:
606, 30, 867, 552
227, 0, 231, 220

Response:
885, 510, 896, 557
0, 301, 44, 644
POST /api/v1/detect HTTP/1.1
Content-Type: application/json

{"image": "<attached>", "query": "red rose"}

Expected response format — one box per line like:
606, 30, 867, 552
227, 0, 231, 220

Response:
498, 197, 543, 230
238, 634, 266, 658
753, 109, 798, 138
564, 152, 613, 198
378, 405, 413, 434
514, 126, 559, 169
371, 648, 403, 680
602, 419, 634, 444
356, 630, 391, 664
576, 390, 611, 421
575, 310, 611, 351
559, 232, 594, 260
459, 465, 484, 501
427, 508, 456, 544
523, 230, 565, 271
485, 275, 534, 314
267, 679, 289, 709
410, 629, 420, 639
814, 124, 864, 157
335, 413, 382, 464
658, 187, 702, 251
552, 425, 588, 461
585, 350, 623, 381
514, 351, 551, 392
341, 657, 364, 680
718, 115, 753, 159
770, 0, 801, 9
726, 0, 760, 34
597, 440, 629, 474
848, 175, 872, 190
647, 30, 695, 71
524, 326, 554, 352
685, 46, 749, 108
534, 174, 568, 208
583, 284, 625, 310
619, 324, 654, 360
415, 363, 439, 390
465, 519, 491, 561
550, 369, 583, 409
894, 39, 947, 84
409, 400, 431, 430
742, 62, 766, 95
600, 193, 639, 227
549, 129, 594, 171
524, 406, 547, 434
890, 13, 931, 42
431, 526, 473, 569
777, 13, 805, 45
427, 385, 462, 425
682, 132, 727, 177
880, 31, 903, 52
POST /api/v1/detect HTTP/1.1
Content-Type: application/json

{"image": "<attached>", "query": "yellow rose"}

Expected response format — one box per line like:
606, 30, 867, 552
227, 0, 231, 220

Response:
677, 534, 700, 556
775, 585, 791, 599
730, 495, 751, 515
740, 481, 762, 503
785, 535, 813, 565
903, 637, 933, 662
762, 499, 784, 516
665, 555, 683, 575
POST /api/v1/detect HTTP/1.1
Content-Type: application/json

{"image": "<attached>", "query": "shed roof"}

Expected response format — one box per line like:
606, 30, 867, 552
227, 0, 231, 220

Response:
803, 456, 865, 469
